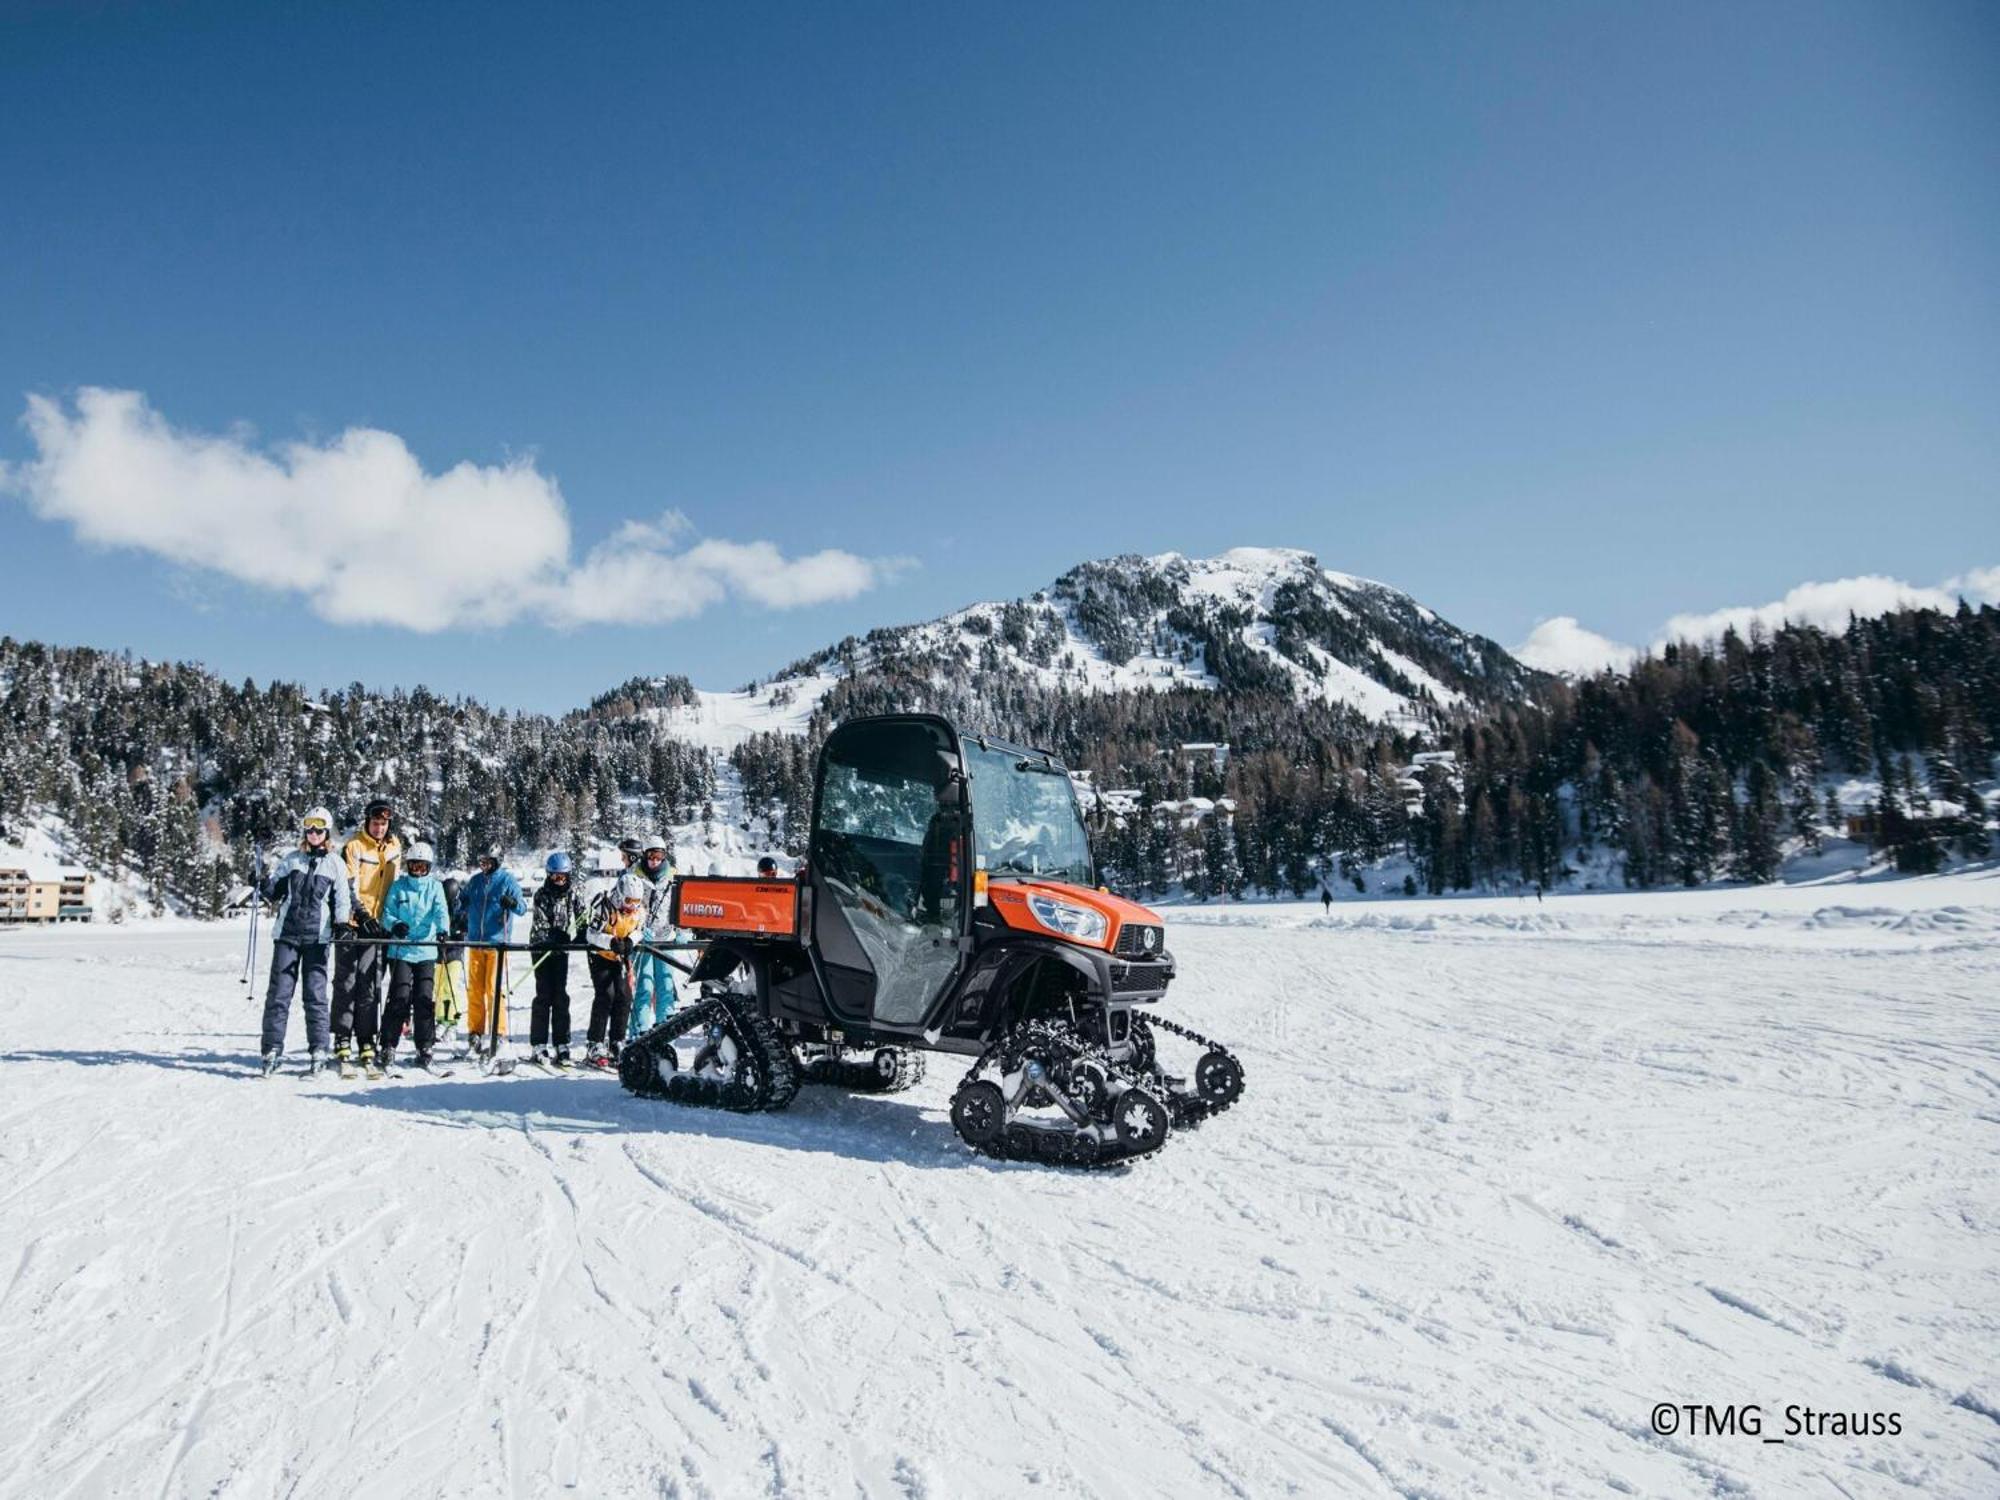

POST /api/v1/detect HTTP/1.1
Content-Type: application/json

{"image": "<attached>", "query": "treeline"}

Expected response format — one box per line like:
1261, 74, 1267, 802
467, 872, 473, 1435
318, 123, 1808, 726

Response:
6, 602, 1994, 917
732, 604, 1999, 898
0, 639, 713, 916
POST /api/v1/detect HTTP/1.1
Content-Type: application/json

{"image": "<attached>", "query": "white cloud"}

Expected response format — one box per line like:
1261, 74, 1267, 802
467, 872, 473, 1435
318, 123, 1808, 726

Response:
1655, 571, 1999, 647
1511, 616, 1639, 676
2, 388, 902, 631
1519, 566, 2000, 678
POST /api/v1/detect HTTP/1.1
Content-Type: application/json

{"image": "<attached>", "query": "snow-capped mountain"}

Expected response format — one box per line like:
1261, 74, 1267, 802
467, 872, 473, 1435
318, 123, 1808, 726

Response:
751, 546, 1540, 730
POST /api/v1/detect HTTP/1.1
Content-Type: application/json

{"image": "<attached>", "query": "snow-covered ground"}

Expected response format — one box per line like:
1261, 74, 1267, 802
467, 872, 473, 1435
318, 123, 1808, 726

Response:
2, 875, 1997, 1498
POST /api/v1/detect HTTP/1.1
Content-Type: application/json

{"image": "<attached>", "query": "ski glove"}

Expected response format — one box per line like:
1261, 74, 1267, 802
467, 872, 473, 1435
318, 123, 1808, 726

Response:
500, 894, 521, 913
391, 921, 410, 939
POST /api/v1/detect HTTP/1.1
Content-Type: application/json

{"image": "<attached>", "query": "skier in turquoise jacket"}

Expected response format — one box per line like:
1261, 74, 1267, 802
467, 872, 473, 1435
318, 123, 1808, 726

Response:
377, 841, 451, 1068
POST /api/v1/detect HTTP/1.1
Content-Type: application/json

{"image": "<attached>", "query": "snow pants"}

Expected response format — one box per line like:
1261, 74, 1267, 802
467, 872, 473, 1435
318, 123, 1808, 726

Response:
333, 937, 385, 1048
629, 946, 677, 1033
466, 947, 507, 1039
530, 946, 571, 1049
382, 958, 437, 1055
587, 953, 632, 1046
262, 940, 332, 1055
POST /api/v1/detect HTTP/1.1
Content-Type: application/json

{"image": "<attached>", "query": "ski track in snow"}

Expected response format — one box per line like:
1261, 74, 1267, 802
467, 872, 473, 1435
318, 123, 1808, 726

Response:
1, 878, 1997, 1498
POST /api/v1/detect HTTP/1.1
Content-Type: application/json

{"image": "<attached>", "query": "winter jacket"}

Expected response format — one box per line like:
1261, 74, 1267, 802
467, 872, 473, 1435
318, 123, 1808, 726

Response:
530, 878, 587, 947
440, 877, 466, 961
587, 876, 647, 960
341, 829, 402, 919
460, 866, 523, 944
381, 872, 450, 964
264, 846, 352, 946
635, 860, 677, 935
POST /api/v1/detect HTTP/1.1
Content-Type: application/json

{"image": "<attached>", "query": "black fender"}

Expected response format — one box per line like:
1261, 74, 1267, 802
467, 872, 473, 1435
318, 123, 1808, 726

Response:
932, 932, 1111, 1038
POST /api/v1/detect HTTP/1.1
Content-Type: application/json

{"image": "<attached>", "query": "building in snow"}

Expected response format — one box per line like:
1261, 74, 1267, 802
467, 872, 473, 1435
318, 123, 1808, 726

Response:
0, 867, 94, 924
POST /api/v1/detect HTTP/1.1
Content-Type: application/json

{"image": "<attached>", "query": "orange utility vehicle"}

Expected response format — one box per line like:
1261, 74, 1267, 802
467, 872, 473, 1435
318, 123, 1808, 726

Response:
620, 713, 1244, 1166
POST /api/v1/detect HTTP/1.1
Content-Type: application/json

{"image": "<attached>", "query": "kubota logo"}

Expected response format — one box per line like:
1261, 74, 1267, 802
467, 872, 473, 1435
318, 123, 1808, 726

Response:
685, 902, 726, 917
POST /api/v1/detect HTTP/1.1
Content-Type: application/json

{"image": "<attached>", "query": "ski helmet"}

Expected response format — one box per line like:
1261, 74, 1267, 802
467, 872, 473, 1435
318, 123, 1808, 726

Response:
545, 851, 573, 875
301, 807, 334, 838
364, 797, 394, 821
756, 856, 779, 876
404, 841, 435, 867
617, 836, 643, 857
642, 833, 670, 857
614, 873, 647, 907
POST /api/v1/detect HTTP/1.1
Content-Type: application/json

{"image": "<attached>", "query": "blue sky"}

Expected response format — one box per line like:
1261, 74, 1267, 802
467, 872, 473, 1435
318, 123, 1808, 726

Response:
2, 1, 1995, 710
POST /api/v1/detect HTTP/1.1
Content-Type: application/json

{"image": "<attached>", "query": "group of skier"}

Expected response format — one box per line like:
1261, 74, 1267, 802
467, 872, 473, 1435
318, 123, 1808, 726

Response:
256, 797, 690, 1077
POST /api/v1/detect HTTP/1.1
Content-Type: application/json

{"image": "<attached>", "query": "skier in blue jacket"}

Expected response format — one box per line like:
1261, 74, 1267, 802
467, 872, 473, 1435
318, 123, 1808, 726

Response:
259, 807, 352, 1074
460, 851, 523, 1053
376, 840, 451, 1070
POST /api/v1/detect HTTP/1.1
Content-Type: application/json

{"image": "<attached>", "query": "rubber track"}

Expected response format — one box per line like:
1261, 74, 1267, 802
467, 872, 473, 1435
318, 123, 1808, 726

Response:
1134, 1014, 1247, 1130
801, 1048, 927, 1093
948, 1019, 1170, 1170
618, 994, 801, 1113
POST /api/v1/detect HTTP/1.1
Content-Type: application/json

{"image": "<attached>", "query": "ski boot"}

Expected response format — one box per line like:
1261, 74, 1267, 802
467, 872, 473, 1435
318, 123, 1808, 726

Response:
260, 1050, 282, 1077
553, 1046, 573, 1071
586, 1042, 612, 1071
530, 1045, 553, 1068
306, 1049, 329, 1076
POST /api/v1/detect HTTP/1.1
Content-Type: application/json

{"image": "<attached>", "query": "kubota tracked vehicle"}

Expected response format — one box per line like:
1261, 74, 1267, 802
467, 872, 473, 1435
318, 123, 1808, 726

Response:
618, 713, 1245, 1166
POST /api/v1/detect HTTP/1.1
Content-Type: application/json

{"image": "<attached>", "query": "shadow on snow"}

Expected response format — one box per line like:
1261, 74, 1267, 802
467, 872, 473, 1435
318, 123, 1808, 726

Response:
316, 1072, 1017, 1172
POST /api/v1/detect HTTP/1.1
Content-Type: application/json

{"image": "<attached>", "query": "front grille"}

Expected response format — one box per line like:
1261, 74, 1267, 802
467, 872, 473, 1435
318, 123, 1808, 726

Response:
1114, 923, 1163, 958
1110, 962, 1171, 995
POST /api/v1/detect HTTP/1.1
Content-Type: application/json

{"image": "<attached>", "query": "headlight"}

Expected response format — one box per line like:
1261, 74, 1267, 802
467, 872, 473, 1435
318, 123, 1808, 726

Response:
1027, 893, 1108, 944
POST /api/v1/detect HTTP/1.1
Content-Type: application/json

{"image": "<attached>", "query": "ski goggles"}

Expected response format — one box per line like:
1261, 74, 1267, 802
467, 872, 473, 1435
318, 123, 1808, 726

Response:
301, 816, 332, 835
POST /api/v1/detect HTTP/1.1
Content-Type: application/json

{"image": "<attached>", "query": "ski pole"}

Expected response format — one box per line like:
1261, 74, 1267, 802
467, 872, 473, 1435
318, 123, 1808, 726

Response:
241, 846, 263, 985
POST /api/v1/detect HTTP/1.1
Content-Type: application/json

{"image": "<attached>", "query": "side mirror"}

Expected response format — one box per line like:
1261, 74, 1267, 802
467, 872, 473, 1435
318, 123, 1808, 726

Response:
936, 772, 970, 811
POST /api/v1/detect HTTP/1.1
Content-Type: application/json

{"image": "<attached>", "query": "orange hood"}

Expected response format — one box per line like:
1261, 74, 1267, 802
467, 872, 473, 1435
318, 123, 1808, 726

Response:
984, 879, 1162, 952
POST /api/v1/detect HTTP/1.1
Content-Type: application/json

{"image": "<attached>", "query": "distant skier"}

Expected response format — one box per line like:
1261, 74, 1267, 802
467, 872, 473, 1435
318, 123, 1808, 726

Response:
333, 797, 401, 1068
1320, 885, 1331, 916
628, 833, 679, 1035
757, 855, 787, 878
585, 876, 646, 1068
529, 851, 587, 1066
258, 807, 351, 1074
460, 851, 523, 1059
377, 841, 450, 1070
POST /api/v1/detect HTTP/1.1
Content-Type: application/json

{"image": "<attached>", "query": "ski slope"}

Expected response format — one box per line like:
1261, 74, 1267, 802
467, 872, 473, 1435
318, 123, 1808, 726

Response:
2, 875, 1997, 1498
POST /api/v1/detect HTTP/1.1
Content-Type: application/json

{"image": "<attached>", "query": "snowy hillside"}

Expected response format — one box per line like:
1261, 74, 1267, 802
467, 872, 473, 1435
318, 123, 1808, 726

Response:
3, 875, 1997, 1497
769, 547, 1539, 726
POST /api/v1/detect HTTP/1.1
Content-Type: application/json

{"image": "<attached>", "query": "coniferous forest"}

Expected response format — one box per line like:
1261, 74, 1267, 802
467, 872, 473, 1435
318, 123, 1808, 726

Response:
2, 602, 1995, 916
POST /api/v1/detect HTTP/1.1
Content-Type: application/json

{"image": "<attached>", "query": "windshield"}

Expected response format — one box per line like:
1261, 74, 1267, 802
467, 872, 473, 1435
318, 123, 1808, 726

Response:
964, 740, 1094, 887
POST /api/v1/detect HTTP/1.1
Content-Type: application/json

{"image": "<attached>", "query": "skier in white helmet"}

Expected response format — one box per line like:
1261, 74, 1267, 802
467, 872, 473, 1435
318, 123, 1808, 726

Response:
628, 832, 679, 1037
376, 840, 451, 1070
258, 806, 351, 1074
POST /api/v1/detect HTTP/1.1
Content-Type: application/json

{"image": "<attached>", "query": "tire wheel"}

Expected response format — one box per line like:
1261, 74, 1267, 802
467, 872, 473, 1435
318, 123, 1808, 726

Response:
1066, 1059, 1113, 1120
1193, 1050, 1244, 1108
618, 1037, 666, 1094
951, 1080, 1007, 1147
873, 1047, 903, 1083
1113, 1087, 1170, 1154
1127, 1017, 1157, 1075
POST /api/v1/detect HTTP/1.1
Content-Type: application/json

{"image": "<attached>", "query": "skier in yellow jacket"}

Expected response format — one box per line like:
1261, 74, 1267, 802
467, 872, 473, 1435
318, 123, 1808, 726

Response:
333, 797, 402, 1065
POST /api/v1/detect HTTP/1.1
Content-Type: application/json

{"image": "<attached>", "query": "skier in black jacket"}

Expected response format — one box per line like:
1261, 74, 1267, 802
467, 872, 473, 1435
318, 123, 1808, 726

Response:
529, 852, 587, 1065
